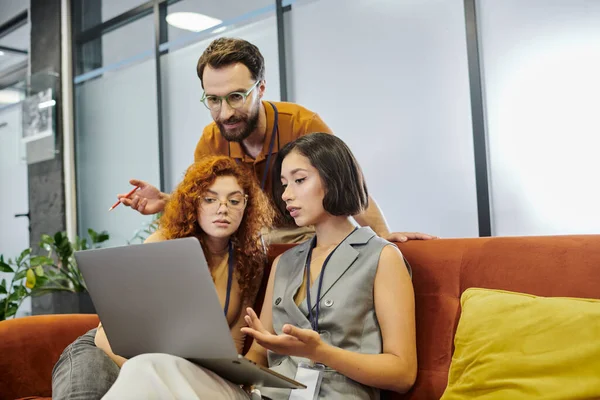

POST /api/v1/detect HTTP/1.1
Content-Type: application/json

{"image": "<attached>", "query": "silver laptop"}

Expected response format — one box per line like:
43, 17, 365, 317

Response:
75, 237, 305, 390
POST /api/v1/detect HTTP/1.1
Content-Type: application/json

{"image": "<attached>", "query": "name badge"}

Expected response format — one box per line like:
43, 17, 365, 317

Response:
288, 362, 324, 400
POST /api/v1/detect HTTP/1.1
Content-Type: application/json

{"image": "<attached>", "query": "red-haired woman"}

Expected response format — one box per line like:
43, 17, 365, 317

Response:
52, 156, 275, 400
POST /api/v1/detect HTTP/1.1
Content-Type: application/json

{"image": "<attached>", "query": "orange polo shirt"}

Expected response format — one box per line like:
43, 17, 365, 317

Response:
194, 101, 333, 197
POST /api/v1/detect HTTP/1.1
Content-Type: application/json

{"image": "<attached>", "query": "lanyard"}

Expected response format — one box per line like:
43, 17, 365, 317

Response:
261, 101, 279, 190
223, 241, 234, 317
305, 228, 358, 332
228, 102, 279, 191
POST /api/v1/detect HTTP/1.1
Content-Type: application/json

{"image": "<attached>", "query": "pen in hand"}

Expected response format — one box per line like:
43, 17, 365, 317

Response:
108, 186, 139, 211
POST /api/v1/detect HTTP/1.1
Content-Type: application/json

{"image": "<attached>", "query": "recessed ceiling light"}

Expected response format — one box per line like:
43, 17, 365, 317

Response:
0, 50, 5, 56
166, 12, 222, 32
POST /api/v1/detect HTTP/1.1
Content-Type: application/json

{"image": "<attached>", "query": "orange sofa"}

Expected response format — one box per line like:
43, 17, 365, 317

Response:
1, 235, 598, 400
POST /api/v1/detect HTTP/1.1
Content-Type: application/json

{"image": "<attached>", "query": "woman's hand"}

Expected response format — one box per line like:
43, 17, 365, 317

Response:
241, 307, 325, 360
241, 385, 263, 400
94, 323, 128, 368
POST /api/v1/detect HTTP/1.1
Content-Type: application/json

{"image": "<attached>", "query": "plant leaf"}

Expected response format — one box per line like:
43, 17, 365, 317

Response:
54, 231, 65, 245
0, 283, 6, 295
14, 269, 27, 281
34, 275, 49, 287
7, 291, 19, 303
34, 266, 45, 276
54, 232, 73, 263
16, 248, 31, 266
96, 232, 110, 243
44, 267, 62, 279
41, 234, 54, 244
30, 255, 55, 267
40, 234, 55, 251
5, 303, 18, 318
0, 258, 13, 273
13, 284, 27, 297
88, 229, 98, 243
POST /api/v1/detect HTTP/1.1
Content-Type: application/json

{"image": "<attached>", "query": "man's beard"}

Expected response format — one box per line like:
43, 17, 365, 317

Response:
216, 105, 260, 143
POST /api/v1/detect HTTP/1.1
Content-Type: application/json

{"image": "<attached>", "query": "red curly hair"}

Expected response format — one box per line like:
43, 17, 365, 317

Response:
160, 156, 275, 302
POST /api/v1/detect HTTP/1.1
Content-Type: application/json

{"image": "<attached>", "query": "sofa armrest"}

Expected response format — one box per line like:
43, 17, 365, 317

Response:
0, 314, 99, 400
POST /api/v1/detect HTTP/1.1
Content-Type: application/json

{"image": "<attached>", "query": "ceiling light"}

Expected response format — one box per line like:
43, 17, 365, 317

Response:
0, 50, 5, 56
166, 12, 222, 32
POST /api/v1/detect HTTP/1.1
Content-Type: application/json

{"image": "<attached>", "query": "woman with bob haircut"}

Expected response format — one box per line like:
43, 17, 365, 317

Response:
101, 133, 417, 400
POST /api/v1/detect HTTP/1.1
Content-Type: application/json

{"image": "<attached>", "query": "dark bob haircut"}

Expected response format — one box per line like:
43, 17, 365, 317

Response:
271, 132, 369, 221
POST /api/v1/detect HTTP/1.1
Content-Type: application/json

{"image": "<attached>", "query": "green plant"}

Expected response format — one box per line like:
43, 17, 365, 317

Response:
0, 229, 109, 321
128, 214, 160, 244
0, 250, 38, 321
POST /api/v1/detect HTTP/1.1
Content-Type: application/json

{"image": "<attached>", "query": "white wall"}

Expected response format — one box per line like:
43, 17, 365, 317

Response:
478, 0, 600, 236
0, 104, 31, 317
75, 60, 161, 247
288, 0, 479, 238
161, 15, 281, 192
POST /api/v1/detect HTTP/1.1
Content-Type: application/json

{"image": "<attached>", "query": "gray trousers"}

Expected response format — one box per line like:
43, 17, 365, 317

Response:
52, 328, 120, 400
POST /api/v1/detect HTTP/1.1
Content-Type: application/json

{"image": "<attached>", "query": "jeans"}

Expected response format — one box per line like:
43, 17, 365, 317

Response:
52, 328, 120, 400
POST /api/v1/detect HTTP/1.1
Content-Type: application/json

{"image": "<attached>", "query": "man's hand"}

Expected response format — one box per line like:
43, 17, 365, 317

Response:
117, 179, 168, 215
387, 232, 439, 243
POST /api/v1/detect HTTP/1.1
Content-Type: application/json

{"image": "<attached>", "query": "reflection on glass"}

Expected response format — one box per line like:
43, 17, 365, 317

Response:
0, 24, 29, 73
75, 60, 160, 248
102, 0, 149, 23
76, 14, 154, 75
165, 0, 275, 44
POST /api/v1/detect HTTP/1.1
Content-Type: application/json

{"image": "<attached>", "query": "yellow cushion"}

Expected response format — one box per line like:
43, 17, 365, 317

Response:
441, 288, 600, 400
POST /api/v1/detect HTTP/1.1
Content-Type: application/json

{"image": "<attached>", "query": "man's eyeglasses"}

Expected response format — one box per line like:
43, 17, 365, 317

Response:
201, 81, 260, 111
200, 194, 248, 211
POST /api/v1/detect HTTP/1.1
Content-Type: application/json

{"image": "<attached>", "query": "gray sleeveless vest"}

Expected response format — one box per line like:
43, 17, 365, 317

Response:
260, 227, 409, 400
